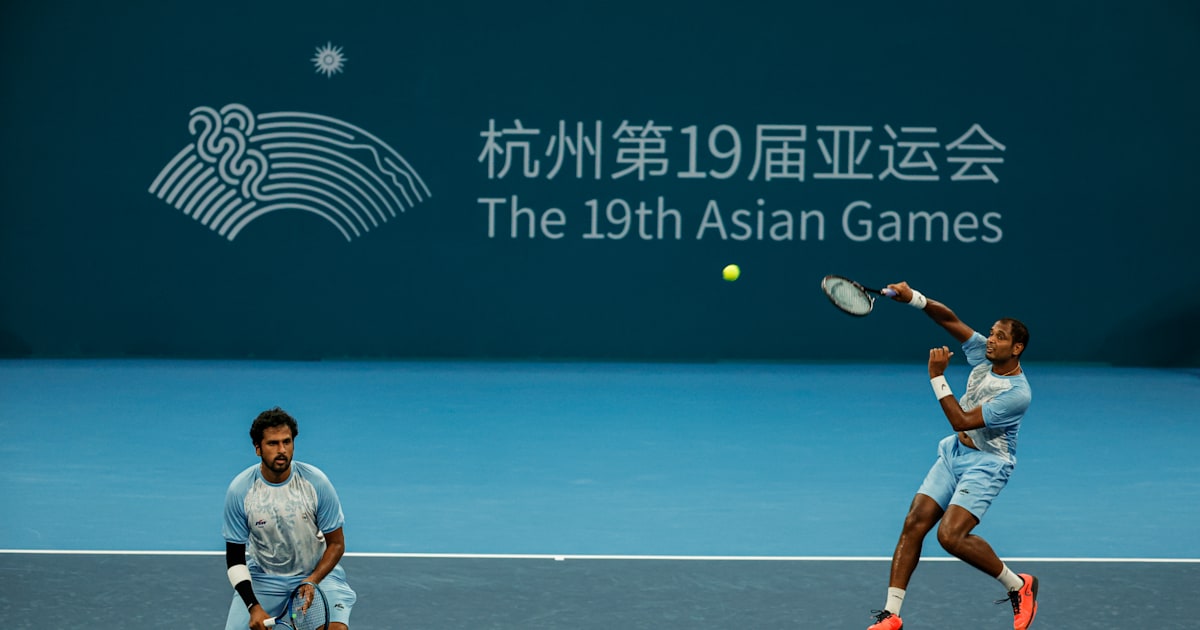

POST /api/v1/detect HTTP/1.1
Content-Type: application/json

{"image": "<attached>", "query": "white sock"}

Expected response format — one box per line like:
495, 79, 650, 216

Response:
996, 564, 1024, 592
885, 587, 906, 615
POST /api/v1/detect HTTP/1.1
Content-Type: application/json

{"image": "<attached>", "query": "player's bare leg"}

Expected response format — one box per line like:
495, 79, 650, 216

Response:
935, 505, 1002, 576
868, 494, 944, 629
937, 505, 1039, 629
889, 494, 943, 588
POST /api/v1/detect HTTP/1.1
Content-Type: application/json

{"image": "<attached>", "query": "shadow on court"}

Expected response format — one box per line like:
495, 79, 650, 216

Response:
1, 553, 1195, 629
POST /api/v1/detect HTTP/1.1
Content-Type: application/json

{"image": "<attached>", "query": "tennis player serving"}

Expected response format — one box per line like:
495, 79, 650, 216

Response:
867, 282, 1038, 630
223, 407, 357, 630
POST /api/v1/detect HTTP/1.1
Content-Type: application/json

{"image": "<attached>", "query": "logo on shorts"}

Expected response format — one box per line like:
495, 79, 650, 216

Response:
255, 519, 268, 527
149, 103, 431, 242
334, 603, 346, 610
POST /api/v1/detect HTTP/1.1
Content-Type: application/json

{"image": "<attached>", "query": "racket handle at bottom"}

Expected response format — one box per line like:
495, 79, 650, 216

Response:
263, 618, 276, 628
881, 288, 897, 297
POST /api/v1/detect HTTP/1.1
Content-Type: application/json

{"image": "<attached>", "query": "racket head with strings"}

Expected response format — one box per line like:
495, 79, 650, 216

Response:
820, 274, 896, 316
265, 582, 330, 630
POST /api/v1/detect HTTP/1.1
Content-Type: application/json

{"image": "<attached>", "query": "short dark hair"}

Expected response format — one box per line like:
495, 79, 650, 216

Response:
1000, 318, 1029, 358
250, 407, 298, 447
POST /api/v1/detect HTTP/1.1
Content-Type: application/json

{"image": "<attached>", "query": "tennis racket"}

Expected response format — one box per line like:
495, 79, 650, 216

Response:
265, 582, 329, 630
821, 274, 896, 316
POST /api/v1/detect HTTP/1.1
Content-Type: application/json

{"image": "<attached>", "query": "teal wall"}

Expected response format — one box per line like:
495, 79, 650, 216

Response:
2, 1, 1198, 365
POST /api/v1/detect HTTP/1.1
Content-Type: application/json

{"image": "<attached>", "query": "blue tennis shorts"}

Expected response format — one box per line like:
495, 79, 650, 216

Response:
224, 575, 356, 629
917, 434, 1014, 521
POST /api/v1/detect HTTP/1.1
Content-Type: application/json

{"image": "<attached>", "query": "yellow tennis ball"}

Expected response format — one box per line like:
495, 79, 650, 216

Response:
723, 264, 741, 282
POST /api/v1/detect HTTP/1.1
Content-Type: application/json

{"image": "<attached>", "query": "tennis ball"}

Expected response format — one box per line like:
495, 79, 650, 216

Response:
723, 264, 741, 282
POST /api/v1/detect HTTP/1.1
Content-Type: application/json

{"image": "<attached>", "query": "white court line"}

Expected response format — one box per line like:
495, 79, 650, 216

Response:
1, 549, 1198, 563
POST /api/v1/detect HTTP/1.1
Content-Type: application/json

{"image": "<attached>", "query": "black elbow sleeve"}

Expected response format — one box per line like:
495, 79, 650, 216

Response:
224, 542, 259, 610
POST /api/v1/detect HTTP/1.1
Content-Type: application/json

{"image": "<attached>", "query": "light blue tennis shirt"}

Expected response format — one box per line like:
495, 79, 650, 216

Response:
223, 461, 347, 587
957, 332, 1032, 463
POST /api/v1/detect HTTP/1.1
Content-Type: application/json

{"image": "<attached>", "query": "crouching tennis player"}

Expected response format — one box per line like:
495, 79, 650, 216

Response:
223, 407, 356, 630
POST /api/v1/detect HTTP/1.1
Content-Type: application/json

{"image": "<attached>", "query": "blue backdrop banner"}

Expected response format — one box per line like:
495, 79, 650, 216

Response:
1, 1, 1197, 365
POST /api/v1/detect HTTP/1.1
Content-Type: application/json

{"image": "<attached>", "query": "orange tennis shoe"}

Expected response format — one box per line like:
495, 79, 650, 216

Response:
1000, 574, 1039, 629
867, 610, 903, 630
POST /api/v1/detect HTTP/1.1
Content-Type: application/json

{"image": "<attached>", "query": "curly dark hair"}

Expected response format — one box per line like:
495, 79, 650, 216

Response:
250, 407, 298, 447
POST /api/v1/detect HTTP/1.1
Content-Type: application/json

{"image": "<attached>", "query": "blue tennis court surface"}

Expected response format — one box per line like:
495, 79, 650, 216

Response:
1, 359, 1198, 628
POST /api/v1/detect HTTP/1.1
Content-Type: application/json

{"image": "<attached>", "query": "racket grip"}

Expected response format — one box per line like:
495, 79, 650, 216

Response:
263, 618, 276, 628
882, 288, 897, 297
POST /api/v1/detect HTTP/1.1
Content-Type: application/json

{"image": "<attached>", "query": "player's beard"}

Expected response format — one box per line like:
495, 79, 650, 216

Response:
265, 453, 291, 475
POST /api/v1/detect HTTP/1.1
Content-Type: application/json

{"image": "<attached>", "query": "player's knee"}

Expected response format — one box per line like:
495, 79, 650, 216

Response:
902, 509, 936, 536
936, 528, 954, 551
901, 512, 922, 532
936, 524, 967, 553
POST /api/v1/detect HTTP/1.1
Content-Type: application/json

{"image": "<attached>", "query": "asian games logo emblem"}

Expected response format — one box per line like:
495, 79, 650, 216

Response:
312, 42, 347, 78
148, 103, 431, 241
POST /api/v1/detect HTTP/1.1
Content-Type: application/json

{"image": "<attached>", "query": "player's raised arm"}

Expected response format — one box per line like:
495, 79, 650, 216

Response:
928, 345, 986, 431
887, 281, 974, 343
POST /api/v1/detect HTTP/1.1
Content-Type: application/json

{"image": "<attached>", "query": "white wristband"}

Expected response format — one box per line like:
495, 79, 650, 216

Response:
930, 375, 953, 400
908, 290, 928, 310
227, 564, 252, 588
